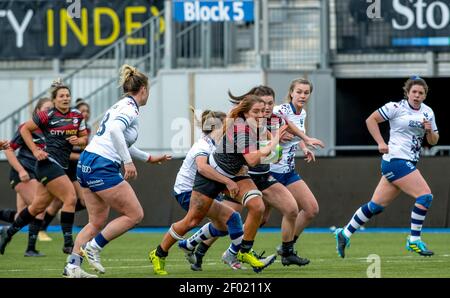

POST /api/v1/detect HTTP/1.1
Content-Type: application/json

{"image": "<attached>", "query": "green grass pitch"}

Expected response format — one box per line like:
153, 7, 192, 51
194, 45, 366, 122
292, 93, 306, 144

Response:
0, 231, 449, 278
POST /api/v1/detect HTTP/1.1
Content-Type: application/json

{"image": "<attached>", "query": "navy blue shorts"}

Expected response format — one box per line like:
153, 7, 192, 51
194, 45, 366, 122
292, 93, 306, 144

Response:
173, 190, 224, 212
381, 158, 417, 182
77, 151, 124, 192
174, 191, 191, 212
270, 171, 302, 186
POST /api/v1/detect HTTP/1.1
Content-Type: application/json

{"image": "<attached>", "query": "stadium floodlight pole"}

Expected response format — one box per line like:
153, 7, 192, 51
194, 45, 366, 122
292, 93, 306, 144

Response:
261, 0, 269, 63
254, 0, 260, 68
426, 51, 436, 77
320, 0, 330, 70
164, 0, 174, 69
255, 0, 269, 69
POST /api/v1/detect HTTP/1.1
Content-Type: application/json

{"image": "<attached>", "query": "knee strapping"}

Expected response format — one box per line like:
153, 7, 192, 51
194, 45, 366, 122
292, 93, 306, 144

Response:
242, 189, 262, 206
368, 201, 384, 215
169, 224, 184, 241
416, 194, 433, 209
226, 212, 243, 236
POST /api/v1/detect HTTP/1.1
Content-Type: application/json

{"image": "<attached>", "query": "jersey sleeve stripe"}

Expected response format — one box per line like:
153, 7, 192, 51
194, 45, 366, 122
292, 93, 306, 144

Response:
36, 111, 48, 126
116, 118, 128, 128
115, 116, 130, 128
193, 152, 209, 159
378, 108, 389, 120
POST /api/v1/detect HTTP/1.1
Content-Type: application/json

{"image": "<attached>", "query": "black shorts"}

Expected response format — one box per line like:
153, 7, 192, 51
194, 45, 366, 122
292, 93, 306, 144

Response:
192, 171, 250, 200
35, 159, 67, 185
250, 173, 279, 191
222, 173, 278, 204
66, 160, 79, 182
222, 194, 242, 205
9, 167, 37, 189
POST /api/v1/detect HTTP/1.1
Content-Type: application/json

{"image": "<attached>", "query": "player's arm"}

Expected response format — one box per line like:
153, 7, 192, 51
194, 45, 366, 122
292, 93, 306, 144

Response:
128, 145, 172, 164
69, 152, 80, 161
109, 120, 136, 180
425, 130, 439, 146
299, 140, 315, 163
243, 146, 273, 167
67, 129, 88, 147
244, 131, 280, 167
20, 120, 48, 161
284, 120, 324, 149
422, 118, 439, 145
366, 110, 389, 154
195, 155, 239, 198
4, 148, 30, 182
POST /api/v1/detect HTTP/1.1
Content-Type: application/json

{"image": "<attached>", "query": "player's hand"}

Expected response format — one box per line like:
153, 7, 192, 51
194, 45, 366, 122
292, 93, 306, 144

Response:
304, 137, 325, 149
124, 162, 137, 180
0, 140, 10, 150
422, 118, 432, 133
149, 154, 172, 164
18, 170, 30, 182
33, 148, 48, 160
225, 180, 239, 199
66, 136, 80, 146
378, 142, 389, 154
236, 165, 248, 176
303, 148, 316, 163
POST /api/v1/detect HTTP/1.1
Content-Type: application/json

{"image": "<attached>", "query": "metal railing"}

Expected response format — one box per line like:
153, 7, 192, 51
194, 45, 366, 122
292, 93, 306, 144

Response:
167, 0, 324, 69
0, 10, 165, 143
267, 2, 322, 70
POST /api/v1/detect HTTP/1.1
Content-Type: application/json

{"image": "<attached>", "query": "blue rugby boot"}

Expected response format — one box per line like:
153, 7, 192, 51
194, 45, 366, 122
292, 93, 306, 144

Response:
406, 236, 434, 257
335, 228, 350, 258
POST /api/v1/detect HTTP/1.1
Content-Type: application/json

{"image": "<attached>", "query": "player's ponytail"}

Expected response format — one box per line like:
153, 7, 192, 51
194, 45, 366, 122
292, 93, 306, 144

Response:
119, 64, 148, 95
228, 85, 275, 105
191, 106, 226, 134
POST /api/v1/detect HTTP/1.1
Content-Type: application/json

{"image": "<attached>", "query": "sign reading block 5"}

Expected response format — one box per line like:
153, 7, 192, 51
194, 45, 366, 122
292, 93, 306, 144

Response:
173, 0, 254, 22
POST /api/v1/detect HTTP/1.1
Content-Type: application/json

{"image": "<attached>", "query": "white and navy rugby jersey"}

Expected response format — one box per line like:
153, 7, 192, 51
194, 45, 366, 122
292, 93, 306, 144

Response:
174, 135, 216, 194
85, 96, 140, 164
270, 102, 306, 174
378, 99, 438, 163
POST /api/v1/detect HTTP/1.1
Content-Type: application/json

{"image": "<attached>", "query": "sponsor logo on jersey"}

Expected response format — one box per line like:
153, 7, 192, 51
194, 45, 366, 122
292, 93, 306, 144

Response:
408, 120, 424, 129
50, 120, 62, 125
50, 129, 78, 136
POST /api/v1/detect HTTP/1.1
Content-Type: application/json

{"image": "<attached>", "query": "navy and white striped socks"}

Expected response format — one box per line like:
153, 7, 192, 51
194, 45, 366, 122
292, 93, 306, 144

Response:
410, 206, 427, 242
343, 201, 384, 239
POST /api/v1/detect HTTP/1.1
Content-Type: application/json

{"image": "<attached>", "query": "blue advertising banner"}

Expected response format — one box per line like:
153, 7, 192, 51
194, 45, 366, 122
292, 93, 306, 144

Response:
173, 0, 254, 22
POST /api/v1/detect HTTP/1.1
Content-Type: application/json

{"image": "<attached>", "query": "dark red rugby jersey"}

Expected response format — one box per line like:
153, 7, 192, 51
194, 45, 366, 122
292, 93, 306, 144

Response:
9, 123, 46, 171
214, 118, 263, 176
32, 107, 86, 169
247, 114, 285, 174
